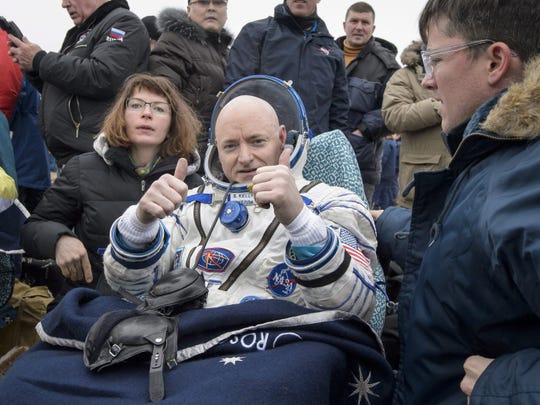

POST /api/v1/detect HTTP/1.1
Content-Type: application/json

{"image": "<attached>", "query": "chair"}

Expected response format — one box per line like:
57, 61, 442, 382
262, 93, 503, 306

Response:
303, 129, 387, 335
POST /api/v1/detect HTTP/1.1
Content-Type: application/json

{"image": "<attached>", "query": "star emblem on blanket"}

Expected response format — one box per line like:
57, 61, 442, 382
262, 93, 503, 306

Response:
349, 366, 380, 405
220, 356, 244, 365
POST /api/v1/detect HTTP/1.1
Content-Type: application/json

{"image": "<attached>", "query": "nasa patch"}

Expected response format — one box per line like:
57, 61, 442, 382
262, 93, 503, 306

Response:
267, 263, 296, 297
197, 248, 234, 272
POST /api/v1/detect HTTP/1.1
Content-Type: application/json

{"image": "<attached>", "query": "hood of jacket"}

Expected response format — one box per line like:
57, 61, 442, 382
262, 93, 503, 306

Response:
400, 40, 426, 80
400, 40, 422, 68
92, 133, 201, 176
481, 55, 540, 140
157, 8, 232, 47
375, 37, 398, 55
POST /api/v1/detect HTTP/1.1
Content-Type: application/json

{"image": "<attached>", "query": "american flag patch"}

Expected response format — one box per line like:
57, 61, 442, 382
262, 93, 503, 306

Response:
343, 244, 371, 268
339, 228, 371, 268
109, 27, 126, 40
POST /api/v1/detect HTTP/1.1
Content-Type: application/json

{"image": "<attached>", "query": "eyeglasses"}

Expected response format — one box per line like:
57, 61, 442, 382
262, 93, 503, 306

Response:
421, 39, 494, 79
125, 98, 171, 115
189, 0, 228, 7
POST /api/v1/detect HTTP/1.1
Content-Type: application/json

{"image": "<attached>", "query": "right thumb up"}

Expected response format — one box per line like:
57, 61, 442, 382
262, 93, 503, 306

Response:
174, 158, 188, 181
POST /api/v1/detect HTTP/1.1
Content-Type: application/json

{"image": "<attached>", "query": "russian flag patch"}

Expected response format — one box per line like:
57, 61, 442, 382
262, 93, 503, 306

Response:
108, 27, 126, 41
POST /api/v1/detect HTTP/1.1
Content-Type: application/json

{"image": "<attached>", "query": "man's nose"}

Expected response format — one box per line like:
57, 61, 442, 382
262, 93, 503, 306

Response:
421, 75, 436, 90
238, 144, 252, 162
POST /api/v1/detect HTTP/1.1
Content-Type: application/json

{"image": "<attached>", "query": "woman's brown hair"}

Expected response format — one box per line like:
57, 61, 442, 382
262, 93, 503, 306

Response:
101, 73, 201, 159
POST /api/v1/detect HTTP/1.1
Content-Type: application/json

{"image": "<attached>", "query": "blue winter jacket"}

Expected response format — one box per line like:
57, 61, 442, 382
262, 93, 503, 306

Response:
224, 4, 349, 137
335, 36, 399, 186
377, 57, 540, 404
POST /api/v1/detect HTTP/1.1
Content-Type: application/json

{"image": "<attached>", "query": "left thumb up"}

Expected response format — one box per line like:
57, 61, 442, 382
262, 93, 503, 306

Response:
278, 146, 292, 167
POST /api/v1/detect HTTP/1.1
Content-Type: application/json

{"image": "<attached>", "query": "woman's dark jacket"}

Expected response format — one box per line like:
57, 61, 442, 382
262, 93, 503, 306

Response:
21, 136, 202, 291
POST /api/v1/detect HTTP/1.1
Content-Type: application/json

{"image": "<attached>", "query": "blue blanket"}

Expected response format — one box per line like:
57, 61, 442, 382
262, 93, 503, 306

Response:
0, 288, 393, 404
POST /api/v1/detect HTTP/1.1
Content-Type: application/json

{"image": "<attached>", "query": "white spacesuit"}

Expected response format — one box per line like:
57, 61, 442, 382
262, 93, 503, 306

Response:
104, 76, 378, 320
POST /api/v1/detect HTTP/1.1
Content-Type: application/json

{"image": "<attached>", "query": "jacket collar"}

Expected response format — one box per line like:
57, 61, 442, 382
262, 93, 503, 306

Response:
274, 4, 331, 38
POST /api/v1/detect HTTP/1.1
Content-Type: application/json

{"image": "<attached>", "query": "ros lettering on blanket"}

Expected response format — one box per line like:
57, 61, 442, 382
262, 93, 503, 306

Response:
229, 332, 303, 351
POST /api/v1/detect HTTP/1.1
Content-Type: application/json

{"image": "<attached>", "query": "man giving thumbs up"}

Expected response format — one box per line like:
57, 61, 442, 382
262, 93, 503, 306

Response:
104, 94, 378, 320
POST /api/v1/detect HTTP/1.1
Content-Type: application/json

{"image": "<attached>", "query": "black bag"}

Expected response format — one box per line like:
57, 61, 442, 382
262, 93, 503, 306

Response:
84, 268, 208, 402
84, 309, 177, 402
140, 268, 208, 316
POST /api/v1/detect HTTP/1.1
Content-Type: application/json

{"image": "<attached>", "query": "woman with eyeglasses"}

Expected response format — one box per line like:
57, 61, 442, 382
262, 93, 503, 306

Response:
20, 73, 203, 301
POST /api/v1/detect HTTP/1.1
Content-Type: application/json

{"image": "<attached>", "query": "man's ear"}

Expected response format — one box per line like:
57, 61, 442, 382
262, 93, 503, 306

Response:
486, 42, 514, 86
279, 125, 287, 146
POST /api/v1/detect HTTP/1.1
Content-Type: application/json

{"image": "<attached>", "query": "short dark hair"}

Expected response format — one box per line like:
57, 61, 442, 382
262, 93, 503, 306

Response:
345, 2, 375, 20
419, 0, 540, 63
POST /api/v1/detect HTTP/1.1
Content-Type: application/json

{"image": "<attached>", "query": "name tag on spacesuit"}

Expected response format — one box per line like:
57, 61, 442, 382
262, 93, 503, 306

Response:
228, 193, 256, 206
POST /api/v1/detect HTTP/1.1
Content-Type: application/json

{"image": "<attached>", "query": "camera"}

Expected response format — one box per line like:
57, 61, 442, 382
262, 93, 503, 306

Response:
0, 16, 24, 40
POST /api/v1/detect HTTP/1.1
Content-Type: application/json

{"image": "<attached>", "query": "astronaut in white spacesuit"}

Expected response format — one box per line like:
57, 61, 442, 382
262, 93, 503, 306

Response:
104, 76, 378, 320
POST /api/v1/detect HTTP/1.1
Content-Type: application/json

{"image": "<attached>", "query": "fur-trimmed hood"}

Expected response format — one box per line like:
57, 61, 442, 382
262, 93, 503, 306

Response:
157, 8, 232, 46
482, 55, 540, 140
400, 40, 422, 68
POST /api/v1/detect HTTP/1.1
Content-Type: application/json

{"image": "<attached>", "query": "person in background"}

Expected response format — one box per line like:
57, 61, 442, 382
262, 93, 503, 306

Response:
0, 111, 27, 332
142, 15, 160, 50
372, 133, 399, 210
8, 0, 150, 167
382, 39, 451, 209
11, 78, 52, 213
0, 28, 22, 123
104, 93, 378, 321
336, 1, 400, 207
21, 74, 202, 296
1, 27, 49, 213
149, 0, 232, 167
224, 0, 349, 138
373, 0, 540, 403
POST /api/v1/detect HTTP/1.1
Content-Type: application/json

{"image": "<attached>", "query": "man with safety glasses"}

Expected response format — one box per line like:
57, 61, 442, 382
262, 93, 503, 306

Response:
372, 0, 540, 403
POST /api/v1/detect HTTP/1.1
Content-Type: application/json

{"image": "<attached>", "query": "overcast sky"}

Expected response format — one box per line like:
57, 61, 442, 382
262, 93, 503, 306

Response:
3, 0, 428, 61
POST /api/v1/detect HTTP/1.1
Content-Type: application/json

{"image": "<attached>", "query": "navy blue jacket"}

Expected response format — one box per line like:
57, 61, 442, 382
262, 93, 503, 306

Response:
377, 58, 540, 404
336, 36, 399, 186
224, 4, 349, 137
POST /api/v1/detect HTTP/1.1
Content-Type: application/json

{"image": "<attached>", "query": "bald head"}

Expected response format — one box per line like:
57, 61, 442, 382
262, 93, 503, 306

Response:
214, 95, 286, 183
216, 95, 280, 136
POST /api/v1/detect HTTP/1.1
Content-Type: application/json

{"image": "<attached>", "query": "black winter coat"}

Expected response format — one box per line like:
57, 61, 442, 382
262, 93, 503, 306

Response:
27, 0, 150, 166
336, 36, 399, 186
149, 8, 232, 159
21, 143, 202, 291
